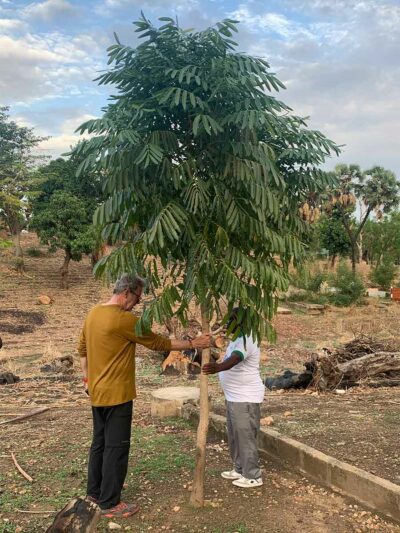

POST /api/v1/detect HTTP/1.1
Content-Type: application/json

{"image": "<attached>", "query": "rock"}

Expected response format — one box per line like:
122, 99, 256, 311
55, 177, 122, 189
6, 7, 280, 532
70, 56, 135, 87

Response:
151, 386, 200, 418
335, 389, 346, 395
37, 294, 52, 305
260, 416, 274, 426
277, 307, 292, 315
108, 523, 122, 530
0, 372, 20, 385
173, 506, 180, 512
283, 411, 293, 417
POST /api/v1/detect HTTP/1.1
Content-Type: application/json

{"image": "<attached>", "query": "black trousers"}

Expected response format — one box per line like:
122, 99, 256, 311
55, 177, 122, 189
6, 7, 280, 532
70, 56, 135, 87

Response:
87, 400, 133, 509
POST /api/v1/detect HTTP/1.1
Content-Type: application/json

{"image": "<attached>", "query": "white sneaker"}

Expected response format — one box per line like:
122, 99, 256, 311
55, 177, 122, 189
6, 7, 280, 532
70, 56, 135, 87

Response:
221, 469, 242, 480
232, 476, 263, 488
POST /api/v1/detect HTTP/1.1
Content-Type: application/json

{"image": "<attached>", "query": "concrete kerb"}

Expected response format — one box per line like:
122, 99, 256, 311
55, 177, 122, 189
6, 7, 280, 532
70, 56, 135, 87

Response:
183, 406, 400, 523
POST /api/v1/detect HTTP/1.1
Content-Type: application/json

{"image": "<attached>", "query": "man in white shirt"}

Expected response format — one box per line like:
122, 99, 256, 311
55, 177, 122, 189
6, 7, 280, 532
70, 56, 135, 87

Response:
203, 309, 264, 488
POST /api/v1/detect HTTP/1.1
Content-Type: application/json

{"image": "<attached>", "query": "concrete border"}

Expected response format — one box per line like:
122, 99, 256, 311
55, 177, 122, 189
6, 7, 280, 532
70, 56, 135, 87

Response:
183, 407, 400, 523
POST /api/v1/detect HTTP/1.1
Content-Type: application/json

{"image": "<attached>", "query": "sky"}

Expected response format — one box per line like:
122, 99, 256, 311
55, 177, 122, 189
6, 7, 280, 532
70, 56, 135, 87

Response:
1, 0, 399, 175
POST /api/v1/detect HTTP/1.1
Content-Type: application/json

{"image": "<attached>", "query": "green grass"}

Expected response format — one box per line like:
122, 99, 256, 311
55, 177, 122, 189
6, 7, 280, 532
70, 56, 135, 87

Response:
131, 425, 194, 480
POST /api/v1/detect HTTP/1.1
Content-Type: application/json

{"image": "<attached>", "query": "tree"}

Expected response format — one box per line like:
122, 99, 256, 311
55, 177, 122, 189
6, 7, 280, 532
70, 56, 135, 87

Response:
316, 211, 351, 267
363, 213, 400, 266
31, 155, 101, 288
0, 107, 47, 263
32, 190, 96, 288
74, 15, 340, 505
326, 164, 399, 272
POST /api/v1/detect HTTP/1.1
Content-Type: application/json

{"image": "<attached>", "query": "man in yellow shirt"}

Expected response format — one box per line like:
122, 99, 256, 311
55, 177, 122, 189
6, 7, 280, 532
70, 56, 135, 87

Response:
78, 274, 211, 518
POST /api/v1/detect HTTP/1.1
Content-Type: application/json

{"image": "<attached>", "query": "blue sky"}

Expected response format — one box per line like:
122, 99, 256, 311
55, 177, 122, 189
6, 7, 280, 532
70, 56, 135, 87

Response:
1, 0, 399, 175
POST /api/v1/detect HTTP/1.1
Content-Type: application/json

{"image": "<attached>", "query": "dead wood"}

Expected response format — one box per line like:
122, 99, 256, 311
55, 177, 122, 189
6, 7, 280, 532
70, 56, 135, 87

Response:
46, 497, 101, 533
0, 407, 50, 425
11, 452, 33, 482
313, 351, 400, 391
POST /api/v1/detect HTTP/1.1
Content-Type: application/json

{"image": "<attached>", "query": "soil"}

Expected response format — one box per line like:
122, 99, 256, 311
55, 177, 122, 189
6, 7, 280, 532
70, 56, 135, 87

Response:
1, 233, 400, 532
0, 378, 398, 533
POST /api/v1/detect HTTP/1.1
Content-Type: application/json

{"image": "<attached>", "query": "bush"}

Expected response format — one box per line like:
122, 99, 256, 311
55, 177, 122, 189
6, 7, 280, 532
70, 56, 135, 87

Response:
370, 259, 397, 290
26, 246, 44, 257
290, 265, 327, 292
329, 262, 365, 306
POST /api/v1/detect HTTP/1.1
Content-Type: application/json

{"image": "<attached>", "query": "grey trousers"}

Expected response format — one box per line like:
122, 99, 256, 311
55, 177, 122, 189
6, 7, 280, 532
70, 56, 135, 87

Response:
226, 401, 261, 479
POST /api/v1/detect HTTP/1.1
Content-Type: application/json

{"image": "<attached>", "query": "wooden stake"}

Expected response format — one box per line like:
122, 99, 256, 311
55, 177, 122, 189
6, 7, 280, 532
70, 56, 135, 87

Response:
190, 304, 210, 507
11, 452, 33, 483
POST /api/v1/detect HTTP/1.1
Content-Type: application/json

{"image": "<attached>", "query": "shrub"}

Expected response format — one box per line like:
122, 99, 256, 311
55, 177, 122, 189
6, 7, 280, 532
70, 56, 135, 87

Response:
26, 246, 44, 257
290, 265, 327, 292
370, 259, 397, 290
329, 262, 365, 306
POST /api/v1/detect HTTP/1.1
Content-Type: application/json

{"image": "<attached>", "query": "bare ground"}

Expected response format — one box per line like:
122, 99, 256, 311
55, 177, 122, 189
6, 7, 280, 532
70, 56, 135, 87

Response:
1, 233, 400, 532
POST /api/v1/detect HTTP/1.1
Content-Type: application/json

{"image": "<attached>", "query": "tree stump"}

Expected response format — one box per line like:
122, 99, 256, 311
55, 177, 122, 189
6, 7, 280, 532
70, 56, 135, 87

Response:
151, 386, 200, 418
46, 497, 101, 533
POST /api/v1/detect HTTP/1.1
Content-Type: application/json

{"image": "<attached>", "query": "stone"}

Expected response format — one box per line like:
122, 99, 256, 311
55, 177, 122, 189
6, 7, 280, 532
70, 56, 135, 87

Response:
151, 386, 200, 418
260, 416, 274, 426
37, 294, 52, 305
108, 523, 122, 530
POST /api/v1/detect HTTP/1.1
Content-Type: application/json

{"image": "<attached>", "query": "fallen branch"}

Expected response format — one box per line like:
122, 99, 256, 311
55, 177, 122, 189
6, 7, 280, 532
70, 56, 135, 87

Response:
16, 509, 54, 514
0, 407, 49, 426
11, 452, 33, 483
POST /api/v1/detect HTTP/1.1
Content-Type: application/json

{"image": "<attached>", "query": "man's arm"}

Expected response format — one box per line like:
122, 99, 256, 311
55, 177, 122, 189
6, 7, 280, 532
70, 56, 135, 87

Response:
80, 356, 88, 393
77, 326, 88, 393
202, 351, 242, 374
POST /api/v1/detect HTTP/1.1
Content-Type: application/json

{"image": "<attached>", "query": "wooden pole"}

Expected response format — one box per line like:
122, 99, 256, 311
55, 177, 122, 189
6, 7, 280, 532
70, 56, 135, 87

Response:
189, 304, 210, 507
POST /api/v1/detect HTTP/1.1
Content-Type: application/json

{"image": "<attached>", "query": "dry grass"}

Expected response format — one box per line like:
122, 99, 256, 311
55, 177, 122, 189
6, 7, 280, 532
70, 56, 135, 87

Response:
36, 339, 63, 366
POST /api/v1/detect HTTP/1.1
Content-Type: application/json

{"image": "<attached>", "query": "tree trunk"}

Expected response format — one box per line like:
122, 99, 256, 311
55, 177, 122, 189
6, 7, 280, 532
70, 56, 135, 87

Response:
189, 305, 210, 507
11, 231, 23, 258
357, 232, 363, 264
60, 250, 72, 289
46, 497, 101, 532
350, 241, 357, 273
330, 254, 336, 268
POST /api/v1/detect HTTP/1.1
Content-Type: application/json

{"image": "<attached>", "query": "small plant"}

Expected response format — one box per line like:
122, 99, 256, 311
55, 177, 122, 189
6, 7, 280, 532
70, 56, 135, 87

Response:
0, 239, 13, 249
290, 265, 327, 293
370, 258, 397, 291
329, 262, 365, 306
26, 246, 44, 257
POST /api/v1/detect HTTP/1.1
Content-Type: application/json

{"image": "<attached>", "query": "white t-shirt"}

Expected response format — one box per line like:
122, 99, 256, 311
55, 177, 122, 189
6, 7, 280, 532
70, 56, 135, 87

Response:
218, 335, 265, 403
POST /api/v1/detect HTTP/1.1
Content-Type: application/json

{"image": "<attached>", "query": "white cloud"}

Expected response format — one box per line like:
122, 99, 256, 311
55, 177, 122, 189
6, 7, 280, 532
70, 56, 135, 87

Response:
0, 32, 105, 103
0, 18, 27, 32
38, 113, 97, 157
22, 0, 78, 21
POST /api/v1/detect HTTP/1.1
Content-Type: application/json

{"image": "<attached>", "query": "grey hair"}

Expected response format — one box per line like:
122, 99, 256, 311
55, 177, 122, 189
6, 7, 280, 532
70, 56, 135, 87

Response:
113, 274, 147, 295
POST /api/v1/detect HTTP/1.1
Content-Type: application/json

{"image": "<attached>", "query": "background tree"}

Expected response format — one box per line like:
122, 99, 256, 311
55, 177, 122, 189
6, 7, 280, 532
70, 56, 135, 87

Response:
316, 211, 351, 267
325, 164, 399, 272
363, 213, 400, 266
31, 154, 101, 288
74, 15, 339, 505
0, 107, 47, 265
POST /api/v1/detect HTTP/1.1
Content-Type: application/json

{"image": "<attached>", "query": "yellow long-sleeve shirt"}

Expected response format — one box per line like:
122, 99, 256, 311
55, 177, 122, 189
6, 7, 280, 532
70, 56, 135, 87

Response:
78, 304, 171, 406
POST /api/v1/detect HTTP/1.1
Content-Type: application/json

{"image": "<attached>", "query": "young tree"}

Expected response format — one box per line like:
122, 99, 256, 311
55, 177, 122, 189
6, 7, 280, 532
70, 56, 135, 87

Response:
316, 212, 351, 267
326, 164, 399, 272
32, 190, 96, 288
0, 107, 47, 263
74, 15, 339, 505
31, 155, 101, 288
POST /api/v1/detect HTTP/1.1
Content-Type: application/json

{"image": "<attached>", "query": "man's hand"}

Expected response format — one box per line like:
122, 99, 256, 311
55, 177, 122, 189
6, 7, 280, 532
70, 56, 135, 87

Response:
192, 334, 212, 349
202, 362, 218, 374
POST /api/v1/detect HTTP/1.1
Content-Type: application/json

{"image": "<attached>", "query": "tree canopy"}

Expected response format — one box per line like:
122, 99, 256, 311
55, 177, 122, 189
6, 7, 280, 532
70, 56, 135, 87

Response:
31, 154, 102, 288
75, 15, 340, 342
0, 106, 47, 259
